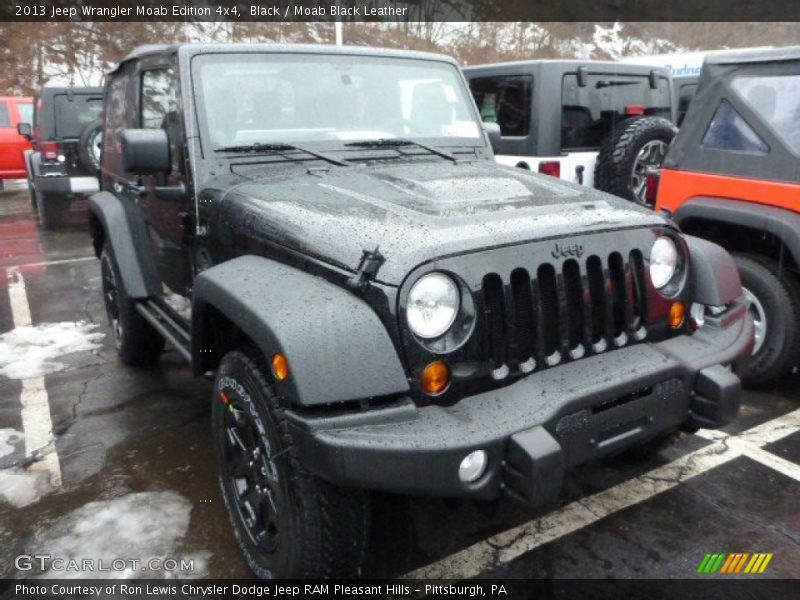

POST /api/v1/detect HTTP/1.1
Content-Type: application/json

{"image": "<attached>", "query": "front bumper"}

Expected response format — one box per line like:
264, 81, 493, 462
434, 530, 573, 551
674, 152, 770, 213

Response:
286, 298, 753, 507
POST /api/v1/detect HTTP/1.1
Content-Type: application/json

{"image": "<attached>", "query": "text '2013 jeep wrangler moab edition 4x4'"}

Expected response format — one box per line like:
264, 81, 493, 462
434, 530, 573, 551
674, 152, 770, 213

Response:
656, 47, 800, 387
88, 44, 753, 579
464, 61, 679, 207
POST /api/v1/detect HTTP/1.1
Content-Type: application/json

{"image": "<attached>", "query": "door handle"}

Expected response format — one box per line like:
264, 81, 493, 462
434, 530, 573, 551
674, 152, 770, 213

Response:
127, 180, 147, 196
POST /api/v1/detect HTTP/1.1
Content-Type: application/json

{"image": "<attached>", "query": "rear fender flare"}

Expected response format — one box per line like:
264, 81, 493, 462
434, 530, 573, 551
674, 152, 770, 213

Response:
88, 191, 158, 299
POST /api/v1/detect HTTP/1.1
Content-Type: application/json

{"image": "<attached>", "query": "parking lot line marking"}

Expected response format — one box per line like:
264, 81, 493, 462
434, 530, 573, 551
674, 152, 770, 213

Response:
404, 408, 800, 580
735, 442, 800, 483
6, 266, 62, 488
2, 256, 96, 271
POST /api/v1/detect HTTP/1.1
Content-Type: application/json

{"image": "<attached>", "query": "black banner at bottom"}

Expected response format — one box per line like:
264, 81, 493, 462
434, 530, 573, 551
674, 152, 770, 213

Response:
1, 579, 798, 600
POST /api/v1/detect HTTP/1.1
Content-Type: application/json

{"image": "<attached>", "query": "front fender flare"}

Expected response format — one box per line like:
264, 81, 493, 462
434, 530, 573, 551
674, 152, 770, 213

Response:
192, 255, 410, 407
685, 235, 742, 306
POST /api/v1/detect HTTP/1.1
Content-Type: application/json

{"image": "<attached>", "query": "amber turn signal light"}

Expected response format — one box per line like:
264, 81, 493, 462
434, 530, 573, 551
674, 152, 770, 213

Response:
421, 361, 450, 395
271, 353, 289, 381
669, 302, 686, 329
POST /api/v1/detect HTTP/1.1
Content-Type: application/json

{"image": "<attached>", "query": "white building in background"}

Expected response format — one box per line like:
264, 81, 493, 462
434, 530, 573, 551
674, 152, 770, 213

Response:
620, 47, 774, 77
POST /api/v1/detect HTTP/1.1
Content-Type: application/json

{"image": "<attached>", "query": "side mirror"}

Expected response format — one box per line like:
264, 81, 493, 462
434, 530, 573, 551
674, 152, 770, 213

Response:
17, 122, 31, 139
122, 129, 170, 175
483, 121, 501, 152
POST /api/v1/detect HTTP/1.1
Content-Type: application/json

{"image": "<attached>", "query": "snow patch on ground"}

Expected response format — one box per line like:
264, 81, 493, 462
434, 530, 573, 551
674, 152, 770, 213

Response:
163, 293, 192, 322
0, 428, 24, 459
32, 491, 209, 579
0, 467, 51, 508
0, 321, 105, 379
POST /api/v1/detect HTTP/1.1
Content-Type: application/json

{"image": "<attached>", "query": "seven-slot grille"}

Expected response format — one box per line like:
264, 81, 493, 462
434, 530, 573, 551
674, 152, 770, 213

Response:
481, 250, 648, 375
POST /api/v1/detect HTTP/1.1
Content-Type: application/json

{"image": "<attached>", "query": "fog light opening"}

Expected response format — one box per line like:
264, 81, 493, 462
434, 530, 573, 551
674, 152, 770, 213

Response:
459, 450, 488, 483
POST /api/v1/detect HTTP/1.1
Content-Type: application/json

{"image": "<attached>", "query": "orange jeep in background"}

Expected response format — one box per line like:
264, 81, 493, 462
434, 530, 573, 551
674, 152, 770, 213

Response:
656, 46, 800, 386
0, 96, 33, 190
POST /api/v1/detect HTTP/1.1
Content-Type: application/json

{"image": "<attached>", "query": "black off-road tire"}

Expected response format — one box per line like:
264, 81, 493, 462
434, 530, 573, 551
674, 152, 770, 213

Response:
734, 254, 800, 387
100, 245, 165, 366
78, 118, 103, 173
594, 116, 677, 205
36, 191, 68, 230
213, 349, 370, 579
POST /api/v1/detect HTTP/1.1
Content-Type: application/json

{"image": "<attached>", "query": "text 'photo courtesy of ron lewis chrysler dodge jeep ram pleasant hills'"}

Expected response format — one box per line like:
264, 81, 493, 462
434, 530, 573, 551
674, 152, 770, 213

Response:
83, 43, 754, 579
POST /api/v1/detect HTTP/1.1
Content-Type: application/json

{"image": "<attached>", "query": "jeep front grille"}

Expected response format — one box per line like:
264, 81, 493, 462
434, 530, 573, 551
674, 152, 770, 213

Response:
481, 251, 648, 374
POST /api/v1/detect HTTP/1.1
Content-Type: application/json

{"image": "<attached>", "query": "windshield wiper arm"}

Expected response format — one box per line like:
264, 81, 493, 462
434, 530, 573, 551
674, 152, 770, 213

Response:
345, 138, 457, 162
213, 142, 348, 167
595, 80, 640, 89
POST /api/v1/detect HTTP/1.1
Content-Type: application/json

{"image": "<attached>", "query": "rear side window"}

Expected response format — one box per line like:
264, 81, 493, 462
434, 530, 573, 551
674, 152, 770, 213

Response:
469, 75, 532, 137
54, 94, 103, 138
701, 99, 768, 154
677, 83, 696, 126
103, 73, 129, 175
18, 102, 33, 125
141, 68, 178, 129
0, 102, 9, 127
731, 74, 800, 155
140, 68, 179, 170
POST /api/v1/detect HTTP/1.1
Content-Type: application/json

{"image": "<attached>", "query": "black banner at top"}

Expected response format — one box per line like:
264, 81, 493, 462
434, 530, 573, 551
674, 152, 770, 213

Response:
3, 0, 800, 22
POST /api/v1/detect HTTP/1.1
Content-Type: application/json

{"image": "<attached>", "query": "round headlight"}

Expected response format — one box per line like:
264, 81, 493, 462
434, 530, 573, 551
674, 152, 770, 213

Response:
650, 236, 678, 289
407, 273, 460, 339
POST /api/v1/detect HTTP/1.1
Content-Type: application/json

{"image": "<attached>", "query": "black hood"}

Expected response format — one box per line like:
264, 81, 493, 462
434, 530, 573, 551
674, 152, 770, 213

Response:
216, 160, 667, 285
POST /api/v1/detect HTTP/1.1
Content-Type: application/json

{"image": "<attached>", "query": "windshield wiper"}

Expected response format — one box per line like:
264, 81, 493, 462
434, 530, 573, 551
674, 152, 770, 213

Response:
213, 142, 348, 167
344, 138, 457, 163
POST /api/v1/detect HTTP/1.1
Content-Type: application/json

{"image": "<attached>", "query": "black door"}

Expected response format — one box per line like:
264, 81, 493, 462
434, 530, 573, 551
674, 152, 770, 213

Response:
136, 63, 192, 295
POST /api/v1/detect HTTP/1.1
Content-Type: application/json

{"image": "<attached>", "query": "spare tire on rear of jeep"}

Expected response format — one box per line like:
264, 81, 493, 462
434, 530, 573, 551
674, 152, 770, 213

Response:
78, 118, 103, 173
594, 116, 677, 207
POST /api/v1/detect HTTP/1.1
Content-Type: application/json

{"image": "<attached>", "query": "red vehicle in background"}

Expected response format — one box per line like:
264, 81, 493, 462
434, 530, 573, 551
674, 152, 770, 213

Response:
0, 96, 33, 189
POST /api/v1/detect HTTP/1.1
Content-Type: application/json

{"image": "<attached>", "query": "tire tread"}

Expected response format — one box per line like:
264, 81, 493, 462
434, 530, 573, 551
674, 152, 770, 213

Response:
218, 349, 369, 579
594, 116, 677, 203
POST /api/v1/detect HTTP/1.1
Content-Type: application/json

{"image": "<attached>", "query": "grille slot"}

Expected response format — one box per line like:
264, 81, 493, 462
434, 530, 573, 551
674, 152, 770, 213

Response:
481, 253, 647, 374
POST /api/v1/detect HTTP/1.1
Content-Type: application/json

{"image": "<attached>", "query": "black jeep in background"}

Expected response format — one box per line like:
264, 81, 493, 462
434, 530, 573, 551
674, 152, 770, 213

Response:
89, 43, 753, 579
20, 86, 104, 229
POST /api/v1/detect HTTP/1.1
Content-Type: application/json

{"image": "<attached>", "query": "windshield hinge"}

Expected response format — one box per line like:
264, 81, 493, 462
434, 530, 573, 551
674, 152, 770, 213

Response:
346, 246, 386, 291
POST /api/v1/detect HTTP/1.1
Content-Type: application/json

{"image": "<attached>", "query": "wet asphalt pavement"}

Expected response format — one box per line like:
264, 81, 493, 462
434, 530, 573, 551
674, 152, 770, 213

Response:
0, 180, 798, 581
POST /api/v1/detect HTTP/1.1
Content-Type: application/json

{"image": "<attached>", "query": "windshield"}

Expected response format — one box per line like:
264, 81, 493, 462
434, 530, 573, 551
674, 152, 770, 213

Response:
192, 53, 482, 151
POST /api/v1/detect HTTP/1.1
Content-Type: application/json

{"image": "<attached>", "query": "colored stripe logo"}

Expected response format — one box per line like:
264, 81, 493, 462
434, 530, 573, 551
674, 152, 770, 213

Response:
697, 552, 773, 574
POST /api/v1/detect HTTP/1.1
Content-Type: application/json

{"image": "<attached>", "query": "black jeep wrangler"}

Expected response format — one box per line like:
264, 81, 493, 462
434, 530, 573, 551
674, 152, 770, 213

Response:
89, 44, 753, 579
20, 86, 104, 229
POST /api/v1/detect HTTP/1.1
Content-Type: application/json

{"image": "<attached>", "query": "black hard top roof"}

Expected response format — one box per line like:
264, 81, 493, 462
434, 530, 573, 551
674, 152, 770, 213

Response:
705, 45, 800, 65
117, 43, 457, 69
